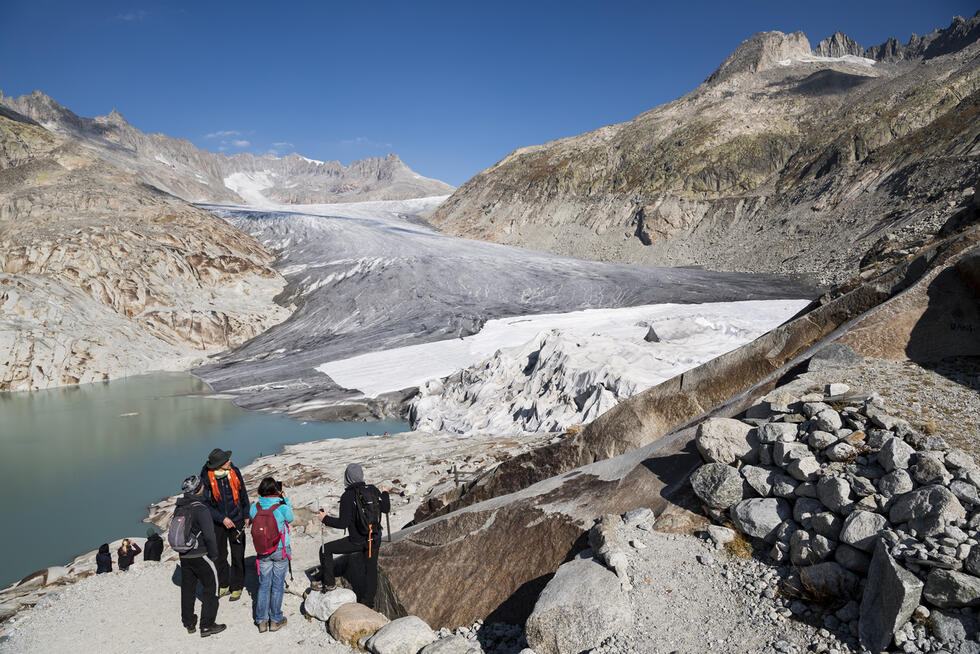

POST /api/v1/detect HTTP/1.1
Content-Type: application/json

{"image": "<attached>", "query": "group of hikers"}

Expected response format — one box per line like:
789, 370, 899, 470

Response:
167, 447, 390, 637
95, 530, 163, 573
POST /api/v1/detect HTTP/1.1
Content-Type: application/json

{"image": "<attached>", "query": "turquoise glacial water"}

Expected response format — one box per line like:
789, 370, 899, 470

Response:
0, 373, 408, 588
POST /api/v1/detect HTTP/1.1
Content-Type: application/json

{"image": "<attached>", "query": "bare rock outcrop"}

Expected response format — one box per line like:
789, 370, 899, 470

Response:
0, 111, 290, 390
429, 12, 980, 286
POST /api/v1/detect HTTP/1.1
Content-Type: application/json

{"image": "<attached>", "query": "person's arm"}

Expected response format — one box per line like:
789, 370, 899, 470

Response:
197, 504, 219, 560
132, 543, 141, 555
280, 497, 294, 524
321, 492, 350, 530
380, 489, 391, 514
249, 501, 258, 521
237, 468, 250, 518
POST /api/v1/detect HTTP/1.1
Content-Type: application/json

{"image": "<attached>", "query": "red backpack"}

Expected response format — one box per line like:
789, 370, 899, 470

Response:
251, 501, 285, 556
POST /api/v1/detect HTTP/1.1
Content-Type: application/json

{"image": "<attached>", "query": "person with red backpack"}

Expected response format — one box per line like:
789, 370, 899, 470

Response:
317, 463, 390, 608
249, 477, 293, 633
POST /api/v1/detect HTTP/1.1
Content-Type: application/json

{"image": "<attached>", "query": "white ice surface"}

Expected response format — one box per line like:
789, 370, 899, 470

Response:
317, 299, 810, 398
223, 171, 276, 205
778, 54, 876, 67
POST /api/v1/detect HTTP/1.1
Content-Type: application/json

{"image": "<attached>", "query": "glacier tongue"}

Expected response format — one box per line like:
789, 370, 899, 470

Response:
408, 299, 809, 434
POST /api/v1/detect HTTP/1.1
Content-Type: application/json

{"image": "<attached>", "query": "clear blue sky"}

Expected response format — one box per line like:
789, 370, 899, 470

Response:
0, 1, 974, 186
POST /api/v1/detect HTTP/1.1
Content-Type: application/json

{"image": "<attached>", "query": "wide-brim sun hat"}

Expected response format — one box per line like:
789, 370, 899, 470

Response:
206, 448, 232, 470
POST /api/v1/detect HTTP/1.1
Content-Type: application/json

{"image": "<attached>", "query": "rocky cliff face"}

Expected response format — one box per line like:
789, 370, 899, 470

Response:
0, 109, 290, 391
0, 91, 454, 205
429, 13, 980, 285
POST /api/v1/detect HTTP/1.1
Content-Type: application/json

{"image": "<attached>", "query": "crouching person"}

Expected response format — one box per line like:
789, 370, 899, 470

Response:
317, 463, 390, 608
172, 474, 225, 637
250, 477, 293, 633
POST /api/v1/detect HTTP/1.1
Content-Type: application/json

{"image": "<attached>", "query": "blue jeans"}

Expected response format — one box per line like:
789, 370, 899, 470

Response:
255, 546, 289, 624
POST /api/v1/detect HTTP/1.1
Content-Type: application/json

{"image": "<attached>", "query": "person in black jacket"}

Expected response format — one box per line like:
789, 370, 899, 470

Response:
117, 538, 142, 571
317, 463, 390, 608
96, 543, 112, 574
144, 528, 164, 562
199, 448, 250, 601
176, 474, 226, 637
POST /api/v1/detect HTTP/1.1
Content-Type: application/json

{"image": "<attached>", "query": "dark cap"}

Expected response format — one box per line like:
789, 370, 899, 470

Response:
181, 474, 203, 494
206, 448, 232, 470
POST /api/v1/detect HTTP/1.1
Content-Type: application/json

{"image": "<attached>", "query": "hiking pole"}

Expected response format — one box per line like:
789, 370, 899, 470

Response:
386, 512, 391, 543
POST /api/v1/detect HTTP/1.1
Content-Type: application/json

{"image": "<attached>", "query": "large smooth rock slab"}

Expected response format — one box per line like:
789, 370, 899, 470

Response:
695, 418, 758, 465
923, 569, 980, 608
365, 616, 437, 654
730, 498, 792, 542
859, 540, 923, 653
691, 463, 744, 509
525, 559, 632, 654
329, 603, 390, 648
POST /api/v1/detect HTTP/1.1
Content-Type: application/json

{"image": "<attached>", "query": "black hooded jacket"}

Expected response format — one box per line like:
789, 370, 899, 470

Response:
175, 492, 218, 560
96, 544, 112, 574
143, 533, 164, 561
321, 482, 390, 545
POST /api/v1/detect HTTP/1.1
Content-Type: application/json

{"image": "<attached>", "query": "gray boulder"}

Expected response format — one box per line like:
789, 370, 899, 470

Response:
966, 546, 980, 576
825, 442, 858, 462
865, 405, 907, 431
889, 486, 966, 537
741, 465, 776, 497
929, 610, 978, 644
799, 562, 859, 598
812, 512, 843, 540
878, 437, 914, 471
909, 452, 952, 486
525, 559, 631, 654
840, 511, 888, 552
836, 543, 871, 573
791, 530, 828, 566
730, 498, 792, 543
707, 525, 736, 546
859, 540, 923, 653
695, 418, 758, 465
814, 409, 843, 433
419, 636, 482, 654
945, 449, 977, 470
304, 587, 358, 622
817, 476, 852, 514
809, 430, 839, 450
878, 470, 914, 498
794, 498, 824, 529
366, 616, 438, 654
773, 442, 811, 468
922, 569, 980, 608
787, 456, 821, 482
759, 422, 798, 444
951, 480, 980, 506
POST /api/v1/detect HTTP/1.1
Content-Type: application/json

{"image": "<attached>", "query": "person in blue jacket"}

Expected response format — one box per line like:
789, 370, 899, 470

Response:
250, 477, 293, 633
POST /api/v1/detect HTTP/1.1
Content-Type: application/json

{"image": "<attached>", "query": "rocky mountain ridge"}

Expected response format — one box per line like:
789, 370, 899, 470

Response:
0, 90, 454, 205
0, 105, 290, 391
430, 12, 980, 285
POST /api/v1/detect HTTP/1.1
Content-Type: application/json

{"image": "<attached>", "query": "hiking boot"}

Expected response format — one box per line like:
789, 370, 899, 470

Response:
217, 586, 229, 598
229, 589, 242, 602
269, 617, 287, 632
257, 621, 269, 633
309, 580, 322, 592
319, 583, 336, 594
200, 623, 227, 638
185, 625, 196, 634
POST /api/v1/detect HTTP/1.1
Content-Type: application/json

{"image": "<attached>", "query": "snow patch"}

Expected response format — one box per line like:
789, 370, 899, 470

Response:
300, 156, 324, 165
223, 171, 277, 207
778, 54, 876, 67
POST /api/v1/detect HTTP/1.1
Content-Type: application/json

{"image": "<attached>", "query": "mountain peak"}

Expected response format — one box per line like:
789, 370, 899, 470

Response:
813, 31, 865, 58
706, 30, 811, 84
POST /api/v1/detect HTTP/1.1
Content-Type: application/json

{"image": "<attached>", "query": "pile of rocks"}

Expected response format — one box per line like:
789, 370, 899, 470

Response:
690, 383, 980, 653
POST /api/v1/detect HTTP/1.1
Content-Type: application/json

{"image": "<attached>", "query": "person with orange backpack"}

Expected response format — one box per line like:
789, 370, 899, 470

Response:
200, 448, 250, 602
250, 477, 293, 633
317, 463, 390, 608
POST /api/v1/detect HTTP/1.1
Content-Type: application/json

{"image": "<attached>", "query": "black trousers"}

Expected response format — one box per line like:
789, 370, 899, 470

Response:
215, 524, 246, 591
179, 555, 219, 629
320, 536, 380, 608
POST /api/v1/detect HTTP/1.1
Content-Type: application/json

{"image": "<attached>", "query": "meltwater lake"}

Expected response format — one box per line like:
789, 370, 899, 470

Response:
0, 373, 408, 588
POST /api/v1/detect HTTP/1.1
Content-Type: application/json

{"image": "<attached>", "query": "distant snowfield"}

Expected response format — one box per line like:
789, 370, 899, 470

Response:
778, 54, 876, 67
317, 298, 810, 399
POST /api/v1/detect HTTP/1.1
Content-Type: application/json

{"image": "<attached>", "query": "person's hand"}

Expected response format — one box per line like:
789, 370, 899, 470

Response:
381, 486, 390, 493
222, 517, 235, 529
318, 508, 326, 519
